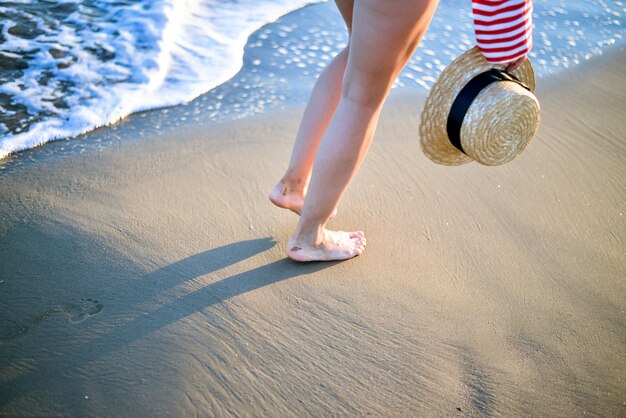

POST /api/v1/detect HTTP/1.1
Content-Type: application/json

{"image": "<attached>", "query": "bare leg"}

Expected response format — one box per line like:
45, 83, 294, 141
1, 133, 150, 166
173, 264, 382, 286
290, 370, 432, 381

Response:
269, 0, 354, 215
287, 0, 439, 262
269, 47, 349, 215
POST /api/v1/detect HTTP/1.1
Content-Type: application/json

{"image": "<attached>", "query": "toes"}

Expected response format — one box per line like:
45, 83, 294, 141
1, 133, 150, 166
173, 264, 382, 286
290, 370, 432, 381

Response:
349, 231, 365, 239
350, 234, 366, 246
354, 237, 366, 246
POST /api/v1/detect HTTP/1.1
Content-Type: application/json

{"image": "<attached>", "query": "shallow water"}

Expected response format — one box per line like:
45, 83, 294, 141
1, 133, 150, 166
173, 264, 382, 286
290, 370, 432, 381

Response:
0, 0, 623, 159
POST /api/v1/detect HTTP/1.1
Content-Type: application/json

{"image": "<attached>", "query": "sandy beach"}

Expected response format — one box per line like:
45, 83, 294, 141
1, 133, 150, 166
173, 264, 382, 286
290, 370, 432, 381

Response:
1, 45, 625, 416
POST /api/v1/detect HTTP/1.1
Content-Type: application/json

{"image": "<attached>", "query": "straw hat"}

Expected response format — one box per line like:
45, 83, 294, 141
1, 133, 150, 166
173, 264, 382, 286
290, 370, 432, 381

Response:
419, 46, 540, 166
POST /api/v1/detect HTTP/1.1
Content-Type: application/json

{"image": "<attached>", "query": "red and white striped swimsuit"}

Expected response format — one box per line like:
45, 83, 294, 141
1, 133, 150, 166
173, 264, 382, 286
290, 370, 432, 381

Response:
472, 0, 533, 64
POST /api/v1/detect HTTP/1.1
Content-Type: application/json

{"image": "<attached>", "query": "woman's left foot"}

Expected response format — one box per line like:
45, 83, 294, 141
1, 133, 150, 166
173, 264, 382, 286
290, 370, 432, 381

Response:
287, 229, 366, 262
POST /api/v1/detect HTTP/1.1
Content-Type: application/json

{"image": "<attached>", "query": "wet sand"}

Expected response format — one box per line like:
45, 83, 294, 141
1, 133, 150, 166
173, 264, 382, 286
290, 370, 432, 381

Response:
1, 46, 625, 416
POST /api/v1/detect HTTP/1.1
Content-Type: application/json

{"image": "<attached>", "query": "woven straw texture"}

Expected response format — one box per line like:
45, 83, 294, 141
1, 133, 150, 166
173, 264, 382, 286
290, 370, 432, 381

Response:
419, 46, 538, 166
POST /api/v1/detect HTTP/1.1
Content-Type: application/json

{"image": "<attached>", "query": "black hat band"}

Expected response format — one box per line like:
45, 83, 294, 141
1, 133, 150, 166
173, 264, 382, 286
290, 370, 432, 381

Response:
446, 69, 530, 154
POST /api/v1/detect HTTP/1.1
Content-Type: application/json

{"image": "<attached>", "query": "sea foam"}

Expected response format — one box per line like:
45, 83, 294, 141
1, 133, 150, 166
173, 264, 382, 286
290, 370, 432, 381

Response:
0, 0, 325, 159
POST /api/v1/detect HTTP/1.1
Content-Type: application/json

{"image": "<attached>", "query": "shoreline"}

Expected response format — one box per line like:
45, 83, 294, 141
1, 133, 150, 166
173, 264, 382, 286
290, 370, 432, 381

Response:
1, 46, 625, 415
1, 40, 623, 173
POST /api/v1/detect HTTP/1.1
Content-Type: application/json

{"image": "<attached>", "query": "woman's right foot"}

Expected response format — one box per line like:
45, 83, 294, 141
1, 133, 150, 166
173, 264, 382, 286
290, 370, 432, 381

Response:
269, 180, 337, 217
287, 229, 366, 262
269, 181, 306, 215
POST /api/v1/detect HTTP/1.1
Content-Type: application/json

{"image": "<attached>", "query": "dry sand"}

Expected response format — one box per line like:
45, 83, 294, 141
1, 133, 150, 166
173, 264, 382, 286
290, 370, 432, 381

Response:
1, 46, 625, 416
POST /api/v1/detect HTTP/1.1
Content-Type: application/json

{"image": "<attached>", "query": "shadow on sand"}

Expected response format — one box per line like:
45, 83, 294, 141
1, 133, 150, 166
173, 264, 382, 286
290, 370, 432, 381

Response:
0, 233, 338, 410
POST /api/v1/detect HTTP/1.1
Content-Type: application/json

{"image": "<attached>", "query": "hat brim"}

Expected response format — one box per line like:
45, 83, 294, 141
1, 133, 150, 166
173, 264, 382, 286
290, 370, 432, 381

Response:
419, 46, 536, 166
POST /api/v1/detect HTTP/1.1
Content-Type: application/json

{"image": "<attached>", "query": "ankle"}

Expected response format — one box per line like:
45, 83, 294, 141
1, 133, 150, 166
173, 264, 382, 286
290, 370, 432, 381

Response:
292, 223, 325, 246
280, 172, 308, 194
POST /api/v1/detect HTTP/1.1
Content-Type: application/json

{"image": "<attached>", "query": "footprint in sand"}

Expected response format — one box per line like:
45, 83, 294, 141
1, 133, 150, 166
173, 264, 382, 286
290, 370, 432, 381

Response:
0, 298, 103, 341
59, 298, 104, 323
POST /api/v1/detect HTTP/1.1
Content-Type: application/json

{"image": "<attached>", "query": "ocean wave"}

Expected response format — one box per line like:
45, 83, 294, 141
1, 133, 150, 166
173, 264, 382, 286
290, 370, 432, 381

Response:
0, 0, 326, 159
